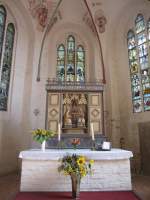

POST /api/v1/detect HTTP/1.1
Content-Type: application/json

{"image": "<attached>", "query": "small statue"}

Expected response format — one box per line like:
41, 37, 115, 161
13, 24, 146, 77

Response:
78, 108, 85, 126
64, 108, 72, 126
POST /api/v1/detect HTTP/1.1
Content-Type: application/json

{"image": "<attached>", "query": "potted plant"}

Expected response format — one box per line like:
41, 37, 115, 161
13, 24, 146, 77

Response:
58, 154, 94, 199
31, 129, 55, 151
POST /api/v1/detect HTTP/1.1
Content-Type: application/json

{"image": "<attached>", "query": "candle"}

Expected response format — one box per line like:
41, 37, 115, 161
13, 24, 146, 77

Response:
58, 123, 61, 141
91, 123, 95, 141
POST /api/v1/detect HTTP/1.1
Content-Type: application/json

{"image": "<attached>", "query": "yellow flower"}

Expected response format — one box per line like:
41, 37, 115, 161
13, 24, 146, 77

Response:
80, 167, 86, 177
42, 130, 46, 135
64, 171, 69, 175
90, 160, 94, 165
77, 156, 85, 166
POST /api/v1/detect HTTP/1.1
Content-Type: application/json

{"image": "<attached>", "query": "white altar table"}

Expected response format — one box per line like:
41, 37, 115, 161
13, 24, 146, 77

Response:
19, 149, 133, 192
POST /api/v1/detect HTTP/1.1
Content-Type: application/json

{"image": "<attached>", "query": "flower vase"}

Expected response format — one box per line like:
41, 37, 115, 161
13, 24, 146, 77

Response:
41, 140, 46, 152
71, 174, 81, 199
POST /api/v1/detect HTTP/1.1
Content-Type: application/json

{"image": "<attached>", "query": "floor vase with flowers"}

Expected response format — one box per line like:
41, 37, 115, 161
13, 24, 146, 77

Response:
71, 173, 81, 199
58, 154, 94, 200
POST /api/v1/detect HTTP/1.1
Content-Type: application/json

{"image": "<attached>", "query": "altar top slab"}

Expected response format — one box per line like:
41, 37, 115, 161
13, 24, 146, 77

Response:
19, 148, 133, 161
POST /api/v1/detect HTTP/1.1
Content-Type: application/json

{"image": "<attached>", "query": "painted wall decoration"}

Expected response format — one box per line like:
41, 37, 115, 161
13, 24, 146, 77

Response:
94, 10, 107, 34
28, 0, 58, 31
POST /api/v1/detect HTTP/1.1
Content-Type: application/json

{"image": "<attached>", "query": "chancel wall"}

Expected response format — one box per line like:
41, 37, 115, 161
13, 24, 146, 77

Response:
0, 0, 150, 175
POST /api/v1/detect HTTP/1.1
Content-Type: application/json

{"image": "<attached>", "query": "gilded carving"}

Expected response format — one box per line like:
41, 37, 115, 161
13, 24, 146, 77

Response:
63, 94, 87, 129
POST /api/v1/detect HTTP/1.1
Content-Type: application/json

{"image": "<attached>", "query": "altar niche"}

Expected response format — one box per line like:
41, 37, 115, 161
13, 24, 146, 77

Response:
63, 93, 88, 133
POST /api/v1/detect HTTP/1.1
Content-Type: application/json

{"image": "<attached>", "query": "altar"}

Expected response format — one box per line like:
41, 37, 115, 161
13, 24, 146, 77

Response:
19, 149, 133, 192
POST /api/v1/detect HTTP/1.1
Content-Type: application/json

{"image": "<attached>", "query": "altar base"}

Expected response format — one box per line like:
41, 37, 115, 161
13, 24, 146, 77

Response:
19, 149, 133, 192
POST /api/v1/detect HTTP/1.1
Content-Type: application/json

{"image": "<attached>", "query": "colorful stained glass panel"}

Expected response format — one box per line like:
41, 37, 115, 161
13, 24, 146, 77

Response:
127, 30, 136, 49
147, 19, 150, 40
128, 49, 137, 61
67, 36, 75, 81
76, 45, 85, 82
144, 97, 150, 111
0, 23, 15, 111
138, 43, 148, 57
137, 33, 146, 45
131, 74, 140, 86
132, 85, 141, 100
57, 44, 65, 81
133, 99, 142, 112
0, 6, 6, 66
135, 14, 145, 34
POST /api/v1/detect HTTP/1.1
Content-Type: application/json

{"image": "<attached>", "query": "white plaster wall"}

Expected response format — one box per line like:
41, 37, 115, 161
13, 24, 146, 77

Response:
0, 0, 35, 175
106, 0, 150, 157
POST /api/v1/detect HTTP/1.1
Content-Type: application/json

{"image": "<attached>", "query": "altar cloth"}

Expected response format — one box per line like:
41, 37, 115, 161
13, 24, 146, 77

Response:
19, 148, 133, 161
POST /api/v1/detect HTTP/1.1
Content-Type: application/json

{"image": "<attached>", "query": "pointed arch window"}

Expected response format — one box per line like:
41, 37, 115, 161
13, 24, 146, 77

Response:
57, 44, 65, 81
57, 35, 85, 82
127, 14, 150, 112
0, 5, 15, 111
76, 45, 85, 82
0, 6, 6, 66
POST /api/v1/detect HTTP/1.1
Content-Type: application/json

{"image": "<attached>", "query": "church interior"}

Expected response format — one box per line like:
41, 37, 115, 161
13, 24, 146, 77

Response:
0, 0, 150, 199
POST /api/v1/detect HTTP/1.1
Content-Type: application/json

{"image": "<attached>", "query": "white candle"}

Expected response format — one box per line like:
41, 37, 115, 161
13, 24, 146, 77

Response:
91, 123, 95, 141
58, 123, 61, 141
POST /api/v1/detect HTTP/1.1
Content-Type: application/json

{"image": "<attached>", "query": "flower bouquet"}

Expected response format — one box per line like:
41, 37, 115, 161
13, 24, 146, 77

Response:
31, 129, 55, 151
58, 154, 94, 199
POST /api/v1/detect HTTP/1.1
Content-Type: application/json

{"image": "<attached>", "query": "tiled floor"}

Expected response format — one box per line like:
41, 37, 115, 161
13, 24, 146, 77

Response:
0, 172, 150, 200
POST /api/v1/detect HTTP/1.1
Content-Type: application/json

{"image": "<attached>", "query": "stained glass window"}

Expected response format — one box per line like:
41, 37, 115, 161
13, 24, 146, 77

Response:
57, 44, 65, 81
127, 14, 150, 112
76, 45, 85, 82
0, 23, 15, 111
0, 6, 15, 111
0, 6, 6, 66
67, 35, 75, 81
57, 35, 85, 82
